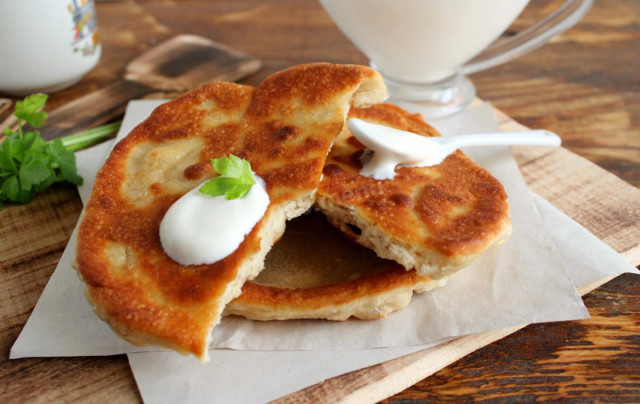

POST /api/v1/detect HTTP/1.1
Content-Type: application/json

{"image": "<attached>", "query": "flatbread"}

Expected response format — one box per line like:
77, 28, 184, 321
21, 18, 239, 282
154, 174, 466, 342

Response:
74, 63, 387, 361
318, 104, 512, 278
226, 103, 511, 321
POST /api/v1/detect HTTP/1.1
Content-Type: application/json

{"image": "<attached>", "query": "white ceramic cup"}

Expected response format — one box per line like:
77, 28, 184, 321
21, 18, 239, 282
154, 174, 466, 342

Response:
0, 0, 102, 96
320, 0, 593, 118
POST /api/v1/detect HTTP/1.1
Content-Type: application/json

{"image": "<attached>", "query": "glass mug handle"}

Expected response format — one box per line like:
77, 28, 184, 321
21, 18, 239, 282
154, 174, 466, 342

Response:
462, 0, 594, 75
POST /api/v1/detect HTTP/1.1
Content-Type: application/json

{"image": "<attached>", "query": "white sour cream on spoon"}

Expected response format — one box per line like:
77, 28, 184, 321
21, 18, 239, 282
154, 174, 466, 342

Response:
348, 118, 561, 180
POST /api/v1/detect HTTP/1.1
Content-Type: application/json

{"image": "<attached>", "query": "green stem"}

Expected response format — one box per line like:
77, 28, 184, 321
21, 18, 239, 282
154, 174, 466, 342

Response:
17, 120, 24, 139
52, 121, 122, 152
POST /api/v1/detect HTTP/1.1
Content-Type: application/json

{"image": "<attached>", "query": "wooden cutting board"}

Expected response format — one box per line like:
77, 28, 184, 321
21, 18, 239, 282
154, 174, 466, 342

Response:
274, 105, 640, 403
0, 1, 636, 401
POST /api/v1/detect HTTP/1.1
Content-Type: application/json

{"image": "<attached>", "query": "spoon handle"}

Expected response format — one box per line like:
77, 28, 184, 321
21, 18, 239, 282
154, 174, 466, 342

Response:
438, 130, 561, 150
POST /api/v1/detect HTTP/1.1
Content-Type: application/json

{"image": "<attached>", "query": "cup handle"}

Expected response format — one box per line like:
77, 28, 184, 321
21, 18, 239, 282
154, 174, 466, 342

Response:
461, 0, 593, 75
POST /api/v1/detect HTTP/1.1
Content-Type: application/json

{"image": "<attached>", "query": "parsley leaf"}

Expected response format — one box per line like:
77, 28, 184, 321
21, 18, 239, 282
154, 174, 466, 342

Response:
0, 136, 18, 172
199, 154, 256, 200
48, 139, 83, 185
19, 151, 53, 191
15, 93, 48, 128
0, 94, 97, 208
1, 175, 20, 201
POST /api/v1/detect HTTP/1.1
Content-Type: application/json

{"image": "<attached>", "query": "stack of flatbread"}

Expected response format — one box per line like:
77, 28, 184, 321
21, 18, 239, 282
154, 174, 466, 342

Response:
75, 64, 511, 361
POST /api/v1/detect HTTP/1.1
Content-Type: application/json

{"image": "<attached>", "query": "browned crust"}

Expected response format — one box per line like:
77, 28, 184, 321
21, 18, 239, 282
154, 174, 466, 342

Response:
75, 63, 387, 360
237, 266, 422, 308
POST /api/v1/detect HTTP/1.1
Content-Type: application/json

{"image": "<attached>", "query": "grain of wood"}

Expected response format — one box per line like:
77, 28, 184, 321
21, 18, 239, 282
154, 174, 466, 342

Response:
496, 110, 640, 264
0, 187, 81, 268
381, 273, 640, 403
0, 356, 141, 404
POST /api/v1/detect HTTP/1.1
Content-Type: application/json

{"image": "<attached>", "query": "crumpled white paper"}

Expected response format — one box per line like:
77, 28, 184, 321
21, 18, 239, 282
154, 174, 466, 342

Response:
9, 101, 638, 404
11, 100, 591, 357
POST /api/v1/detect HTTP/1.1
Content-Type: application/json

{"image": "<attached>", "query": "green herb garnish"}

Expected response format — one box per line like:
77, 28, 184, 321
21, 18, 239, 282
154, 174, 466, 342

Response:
199, 154, 256, 200
0, 94, 121, 208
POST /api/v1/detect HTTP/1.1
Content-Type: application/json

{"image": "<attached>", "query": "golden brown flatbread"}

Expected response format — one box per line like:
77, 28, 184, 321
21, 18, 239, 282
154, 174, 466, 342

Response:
226, 103, 511, 321
74, 63, 387, 361
318, 104, 512, 278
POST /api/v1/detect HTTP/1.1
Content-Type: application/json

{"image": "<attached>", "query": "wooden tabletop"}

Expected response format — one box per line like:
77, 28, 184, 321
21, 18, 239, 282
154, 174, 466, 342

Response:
1, 0, 639, 402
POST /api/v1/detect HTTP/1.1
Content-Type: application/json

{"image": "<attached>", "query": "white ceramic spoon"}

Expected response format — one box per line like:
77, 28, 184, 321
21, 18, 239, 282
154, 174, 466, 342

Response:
347, 118, 561, 180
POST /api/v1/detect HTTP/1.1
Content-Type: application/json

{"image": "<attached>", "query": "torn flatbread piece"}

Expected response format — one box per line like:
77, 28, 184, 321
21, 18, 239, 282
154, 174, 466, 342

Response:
317, 104, 512, 278
74, 63, 387, 361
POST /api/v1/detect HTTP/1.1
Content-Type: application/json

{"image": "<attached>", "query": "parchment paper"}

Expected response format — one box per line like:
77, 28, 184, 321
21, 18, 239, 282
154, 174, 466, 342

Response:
10, 101, 597, 358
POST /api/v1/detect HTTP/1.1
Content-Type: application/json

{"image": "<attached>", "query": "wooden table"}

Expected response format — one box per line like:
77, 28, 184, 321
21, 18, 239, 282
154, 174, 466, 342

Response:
1, 0, 638, 402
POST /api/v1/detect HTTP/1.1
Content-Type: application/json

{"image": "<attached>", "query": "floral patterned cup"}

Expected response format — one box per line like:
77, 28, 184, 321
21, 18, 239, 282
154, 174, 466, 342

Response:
0, 0, 101, 96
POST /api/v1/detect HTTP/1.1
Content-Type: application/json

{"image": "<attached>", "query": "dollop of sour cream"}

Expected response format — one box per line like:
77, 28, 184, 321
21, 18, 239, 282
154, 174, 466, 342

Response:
348, 118, 447, 180
159, 175, 269, 266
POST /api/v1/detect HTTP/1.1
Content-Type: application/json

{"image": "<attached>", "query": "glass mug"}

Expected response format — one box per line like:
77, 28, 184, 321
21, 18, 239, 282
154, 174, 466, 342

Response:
320, 0, 593, 118
0, 0, 101, 96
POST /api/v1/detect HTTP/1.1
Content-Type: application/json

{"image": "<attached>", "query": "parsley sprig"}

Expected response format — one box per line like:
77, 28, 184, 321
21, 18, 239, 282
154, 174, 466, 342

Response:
199, 154, 256, 200
0, 94, 120, 208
